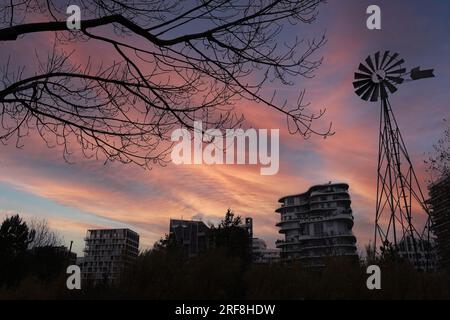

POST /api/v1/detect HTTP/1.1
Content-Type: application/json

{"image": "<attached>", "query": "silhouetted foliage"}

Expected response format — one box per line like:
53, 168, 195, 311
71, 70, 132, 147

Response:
26, 246, 71, 283
153, 233, 181, 254
210, 209, 251, 264
0, 214, 72, 289
0, 214, 34, 287
426, 119, 450, 180
2, 214, 450, 299
364, 240, 408, 268
4, 248, 450, 300
0, 215, 34, 257
217, 209, 243, 228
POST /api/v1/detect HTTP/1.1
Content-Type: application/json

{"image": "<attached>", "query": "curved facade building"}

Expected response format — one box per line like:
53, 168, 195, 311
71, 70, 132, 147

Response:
275, 182, 357, 267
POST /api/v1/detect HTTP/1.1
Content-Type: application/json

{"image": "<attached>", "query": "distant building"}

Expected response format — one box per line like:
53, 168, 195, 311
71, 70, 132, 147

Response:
169, 219, 210, 257
252, 238, 280, 264
76, 256, 84, 266
428, 175, 450, 270
244, 217, 253, 239
29, 245, 77, 264
397, 236, 438, 272
169, 217, 258, 259
169, 217, 270, 262
262, 249, 281, 264
275, 182, 358, 267
56, 245, 77, 264
80, 228, 139, 285
252, 237, 266, 263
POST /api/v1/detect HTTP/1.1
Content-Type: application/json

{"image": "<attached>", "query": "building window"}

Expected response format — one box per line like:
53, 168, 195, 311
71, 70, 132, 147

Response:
313, 223, 324, 236
300, 224, 309, 236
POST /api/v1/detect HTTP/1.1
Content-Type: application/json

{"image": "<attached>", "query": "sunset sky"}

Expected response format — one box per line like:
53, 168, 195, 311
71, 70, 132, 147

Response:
1, 0, 449, 256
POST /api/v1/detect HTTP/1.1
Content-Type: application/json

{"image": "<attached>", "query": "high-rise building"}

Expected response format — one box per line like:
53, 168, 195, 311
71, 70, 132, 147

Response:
275, 182, 357, 267
428, 175, 450, 270
169, 219, 210, 257
80, 228, 139, 285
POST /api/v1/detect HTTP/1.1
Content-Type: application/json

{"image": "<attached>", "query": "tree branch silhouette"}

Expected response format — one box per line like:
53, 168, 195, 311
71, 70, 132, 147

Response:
0, 0, 331, 168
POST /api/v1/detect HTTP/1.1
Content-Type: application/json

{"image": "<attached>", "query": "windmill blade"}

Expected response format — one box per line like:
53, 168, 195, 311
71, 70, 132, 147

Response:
383, 52, 399, 70
374, 51, 380, 69
365, 56, 376, 72
353, 51, 413, 102
384, 80, 398, 94
354, 72, 371, 80
387, 68, 406, 75
358, 63, 372, 75
353, 79, 371, 89
370, 83, 380, 102
361, 84, 375, 101
387, 76, 404, 84
386, 59, 405, 72
380, 51, 390, 68
380, 82, 388, 99
355, 82, 373, 97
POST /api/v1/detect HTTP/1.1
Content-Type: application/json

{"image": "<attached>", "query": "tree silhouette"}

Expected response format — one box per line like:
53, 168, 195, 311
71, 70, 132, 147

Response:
0, 0, 330, 169
426, 119, 450, 179
152, 233, 180, 253
28, 218, 62, 249
0, 214, 34, 287
218, 208, 243, 228
0, 214, 34, 258
211, 209, 251, 262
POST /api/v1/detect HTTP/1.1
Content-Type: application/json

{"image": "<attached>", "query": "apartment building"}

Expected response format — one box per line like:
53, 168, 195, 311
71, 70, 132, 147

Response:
275, 182, 358, 267
80, 228, 139, 285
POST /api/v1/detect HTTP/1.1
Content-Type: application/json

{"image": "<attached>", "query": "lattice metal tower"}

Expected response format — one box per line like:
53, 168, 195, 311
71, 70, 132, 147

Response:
353, 51, 435, 267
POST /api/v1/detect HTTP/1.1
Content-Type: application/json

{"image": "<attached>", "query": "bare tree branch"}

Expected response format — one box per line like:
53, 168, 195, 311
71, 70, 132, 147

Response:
0, 0, 332, 169
28, 218, 63, 249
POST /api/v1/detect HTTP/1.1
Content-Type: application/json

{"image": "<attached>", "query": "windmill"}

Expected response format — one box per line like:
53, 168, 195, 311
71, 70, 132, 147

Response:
353, 51, 435, 269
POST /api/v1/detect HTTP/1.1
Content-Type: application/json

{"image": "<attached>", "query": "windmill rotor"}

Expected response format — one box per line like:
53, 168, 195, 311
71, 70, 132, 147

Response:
353, 51, 406, 102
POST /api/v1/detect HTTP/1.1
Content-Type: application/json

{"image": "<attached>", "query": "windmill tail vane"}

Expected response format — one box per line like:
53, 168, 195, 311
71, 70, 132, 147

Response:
410, 67, 435, 80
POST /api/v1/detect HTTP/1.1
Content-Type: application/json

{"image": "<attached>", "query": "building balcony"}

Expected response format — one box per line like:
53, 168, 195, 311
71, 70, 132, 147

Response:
275, 239, 296, 246
277, 215, 354, 233
294, 252, 358, 259
277, 213, 353, 225
309, 206, 338, 212
276, 233, 356, 247
309, 196, 350, 204
275, 204, 309, 213
281, 243, 357, 252
310, 189, 348, 197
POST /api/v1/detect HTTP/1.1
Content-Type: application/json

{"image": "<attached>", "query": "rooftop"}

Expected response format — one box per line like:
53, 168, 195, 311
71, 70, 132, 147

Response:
278, 182, 349, 203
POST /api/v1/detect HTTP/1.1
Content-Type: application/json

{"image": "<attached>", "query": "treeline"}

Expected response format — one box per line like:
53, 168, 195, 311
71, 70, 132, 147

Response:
2, 212, 450, 299
111, 230, 450, 300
